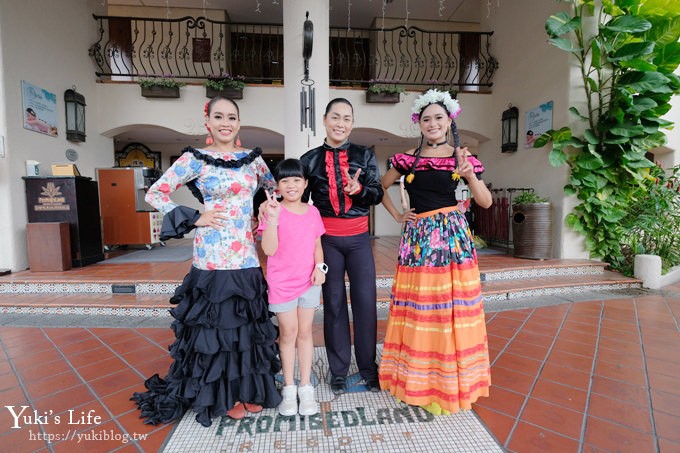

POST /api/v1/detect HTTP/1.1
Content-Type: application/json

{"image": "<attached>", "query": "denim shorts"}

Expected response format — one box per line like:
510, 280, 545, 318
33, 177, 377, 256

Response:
269, 284, 322, 313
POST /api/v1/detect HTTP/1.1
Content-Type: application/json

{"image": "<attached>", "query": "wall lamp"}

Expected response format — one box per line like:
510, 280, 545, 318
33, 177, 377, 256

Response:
501, 104, 518, 153
64, 86, 86, 142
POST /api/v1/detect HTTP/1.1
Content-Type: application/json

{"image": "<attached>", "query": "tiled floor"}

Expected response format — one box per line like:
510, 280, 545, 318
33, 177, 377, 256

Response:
0, 238, 676, 452
2, 286, 679, 452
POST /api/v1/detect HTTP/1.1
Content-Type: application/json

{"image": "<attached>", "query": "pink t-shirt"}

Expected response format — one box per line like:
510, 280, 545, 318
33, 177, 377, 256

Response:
259, 205, 325, 304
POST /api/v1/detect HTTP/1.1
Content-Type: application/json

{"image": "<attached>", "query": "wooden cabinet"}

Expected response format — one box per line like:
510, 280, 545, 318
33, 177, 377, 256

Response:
23, 176, 104, 267
26, 223, 72, 271
97, 168, 163, 248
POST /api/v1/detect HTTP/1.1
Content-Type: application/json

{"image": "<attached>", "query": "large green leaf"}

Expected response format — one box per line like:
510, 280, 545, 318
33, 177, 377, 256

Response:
549, 37, 582, 52
609, 124, 645, 137
609, 41, 655, 60
604, 209, 629, 223
619, 59, 658, 71
618, 71, 671, 91
584, 129, 601, 144
629, 96, 658, 112
642, 117, 674, 128
654, 42, 680, 73
638, 0, 680, 17
549, 148, 568, 167
546, 12, 580, 37
604, 16, 652, 33
590, 39, 602, 70
532, 132, 552, 148
569, 106, 589, 121
646, 17, 680, 46
577, 154, 605, 170
603, 136, 630, 144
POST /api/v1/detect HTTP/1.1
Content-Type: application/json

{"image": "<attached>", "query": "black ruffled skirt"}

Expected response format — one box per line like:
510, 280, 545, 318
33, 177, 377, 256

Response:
131, 266, 282, 427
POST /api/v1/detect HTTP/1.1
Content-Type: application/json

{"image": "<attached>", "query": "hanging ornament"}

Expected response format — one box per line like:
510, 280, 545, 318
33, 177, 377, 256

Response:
347, 0, 352, 31
255, 0, 261, 13
166, 0, 170, 19
405, 0, 410, 30
438, 0, 446, 17
381, 0, 387, 31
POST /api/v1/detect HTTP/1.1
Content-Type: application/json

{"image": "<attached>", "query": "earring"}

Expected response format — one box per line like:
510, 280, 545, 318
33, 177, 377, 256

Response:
205, 123, 213, 145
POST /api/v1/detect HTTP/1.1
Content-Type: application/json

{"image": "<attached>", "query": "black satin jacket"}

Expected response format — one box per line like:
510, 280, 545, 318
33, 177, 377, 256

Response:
300, 143, 384, 218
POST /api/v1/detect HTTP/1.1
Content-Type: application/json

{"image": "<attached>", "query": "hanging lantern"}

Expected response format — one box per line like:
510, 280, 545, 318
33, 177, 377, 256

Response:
501, 104, 518, 153
64, 86, 86, 142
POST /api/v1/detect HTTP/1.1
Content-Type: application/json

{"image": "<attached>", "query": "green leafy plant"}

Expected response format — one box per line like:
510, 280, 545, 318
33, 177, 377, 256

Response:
513, 191, 550, 204
204, 73, 246, 90
137, 75, 186, 89
534, 0, 680, 273
367, 79, 405, 94
618, 164, 680, 275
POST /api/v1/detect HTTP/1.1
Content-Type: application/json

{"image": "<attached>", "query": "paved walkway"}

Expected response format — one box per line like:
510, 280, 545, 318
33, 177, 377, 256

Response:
0, 282, 678, 452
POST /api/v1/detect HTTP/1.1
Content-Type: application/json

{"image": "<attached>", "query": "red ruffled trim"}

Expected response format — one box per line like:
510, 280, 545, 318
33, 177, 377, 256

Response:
390, 153, 485, 174
325, 151, 340, 215
325, 150, 353, 215
338, 151, 352, 212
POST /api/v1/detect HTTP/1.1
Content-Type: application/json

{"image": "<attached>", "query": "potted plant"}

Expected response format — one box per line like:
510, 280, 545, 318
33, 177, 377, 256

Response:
138, 75, 186, 98
204, 73, 246, 99
366, 79, 404, 103
511, 191, 553, 260
536, 2, 680, 271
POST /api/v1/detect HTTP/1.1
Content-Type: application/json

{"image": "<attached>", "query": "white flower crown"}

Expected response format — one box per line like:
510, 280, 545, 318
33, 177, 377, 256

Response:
410, 89, 461, 123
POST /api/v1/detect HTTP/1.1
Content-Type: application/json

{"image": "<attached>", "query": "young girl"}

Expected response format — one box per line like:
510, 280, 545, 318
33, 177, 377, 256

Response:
259, 158, 326, 416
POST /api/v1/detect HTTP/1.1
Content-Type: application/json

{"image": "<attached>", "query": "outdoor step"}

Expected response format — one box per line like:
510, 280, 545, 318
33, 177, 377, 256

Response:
481, 270, 641, 301
0, 268, 641, 317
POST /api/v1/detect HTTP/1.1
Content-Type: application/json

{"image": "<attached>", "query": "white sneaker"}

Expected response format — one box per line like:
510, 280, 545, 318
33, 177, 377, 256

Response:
278, 385, 297, 416
297, 384, 319, 416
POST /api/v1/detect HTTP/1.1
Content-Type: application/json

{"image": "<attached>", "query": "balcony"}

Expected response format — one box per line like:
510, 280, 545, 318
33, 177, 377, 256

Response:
89, 15, 497, 91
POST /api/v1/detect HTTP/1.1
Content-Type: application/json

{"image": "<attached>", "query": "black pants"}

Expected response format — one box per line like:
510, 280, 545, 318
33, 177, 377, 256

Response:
321, 232, 378, 380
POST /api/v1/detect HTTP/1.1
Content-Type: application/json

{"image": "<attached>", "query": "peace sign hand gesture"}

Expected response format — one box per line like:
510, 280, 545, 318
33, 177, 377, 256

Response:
343, 168, 362, 195
262, 189, 281, 225
455, 146, 475, 180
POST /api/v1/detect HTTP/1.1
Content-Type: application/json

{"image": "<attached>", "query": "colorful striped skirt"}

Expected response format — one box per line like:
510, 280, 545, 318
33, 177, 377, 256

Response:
379, 206, 490, 414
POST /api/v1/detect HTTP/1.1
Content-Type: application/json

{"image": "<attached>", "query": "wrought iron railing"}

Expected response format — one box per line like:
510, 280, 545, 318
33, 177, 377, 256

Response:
472, 188, 534, 249
89, 15, 497, 89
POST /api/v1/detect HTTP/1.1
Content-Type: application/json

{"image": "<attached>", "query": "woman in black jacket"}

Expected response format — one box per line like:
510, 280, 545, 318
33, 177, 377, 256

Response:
300, 98, 384, 395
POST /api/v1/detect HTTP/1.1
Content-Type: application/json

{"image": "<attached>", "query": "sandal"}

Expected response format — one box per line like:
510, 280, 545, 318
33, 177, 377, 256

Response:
226, 402, 246, 420
244, 403, 263, 413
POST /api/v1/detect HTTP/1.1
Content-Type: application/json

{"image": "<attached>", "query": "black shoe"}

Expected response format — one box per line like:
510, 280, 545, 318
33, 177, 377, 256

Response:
330, 375, 346, 395
365, 377, 381, 393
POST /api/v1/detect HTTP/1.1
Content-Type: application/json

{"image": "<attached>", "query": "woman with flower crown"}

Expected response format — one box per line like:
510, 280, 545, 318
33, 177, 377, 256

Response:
379, 89, 492, 415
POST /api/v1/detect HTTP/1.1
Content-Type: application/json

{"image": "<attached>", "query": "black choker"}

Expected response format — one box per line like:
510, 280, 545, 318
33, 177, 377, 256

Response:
426, 139, 447, 148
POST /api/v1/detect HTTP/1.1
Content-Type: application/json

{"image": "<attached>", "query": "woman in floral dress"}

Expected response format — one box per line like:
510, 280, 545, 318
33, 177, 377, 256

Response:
379, 89, 492, 415
131, 97, 281, 427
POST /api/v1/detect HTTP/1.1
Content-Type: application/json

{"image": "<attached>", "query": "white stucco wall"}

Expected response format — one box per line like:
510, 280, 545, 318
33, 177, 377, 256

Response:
478, 0, 587, 259
0, 0, 113, 271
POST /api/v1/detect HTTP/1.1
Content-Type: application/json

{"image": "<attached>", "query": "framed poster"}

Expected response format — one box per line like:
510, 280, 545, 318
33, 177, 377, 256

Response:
193, 38, 211, 63
525, 101, 553, 148
115, 143, 161, 169
22, 81, 58, 137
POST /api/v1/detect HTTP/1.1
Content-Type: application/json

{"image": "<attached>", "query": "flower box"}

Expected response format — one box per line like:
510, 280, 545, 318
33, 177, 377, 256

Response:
141, 85, 180, 99
366, 91, 400, 104
206, 86, 244, 99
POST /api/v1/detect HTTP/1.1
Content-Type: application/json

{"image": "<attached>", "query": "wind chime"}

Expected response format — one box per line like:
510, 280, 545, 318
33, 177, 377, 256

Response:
300, 11, 316, 135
